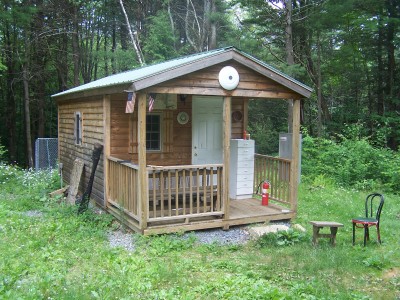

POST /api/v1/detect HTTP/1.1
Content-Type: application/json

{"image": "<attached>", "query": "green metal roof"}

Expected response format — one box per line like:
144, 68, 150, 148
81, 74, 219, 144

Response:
52, 46, 312, 98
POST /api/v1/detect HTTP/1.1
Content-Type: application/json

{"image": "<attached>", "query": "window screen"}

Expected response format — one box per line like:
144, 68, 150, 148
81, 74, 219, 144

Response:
146, 114, 161, 150
74, 112, 82, 145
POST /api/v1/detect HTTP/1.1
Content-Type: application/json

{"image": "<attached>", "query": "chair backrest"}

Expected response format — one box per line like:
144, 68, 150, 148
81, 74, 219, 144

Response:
365, 193, 384, 221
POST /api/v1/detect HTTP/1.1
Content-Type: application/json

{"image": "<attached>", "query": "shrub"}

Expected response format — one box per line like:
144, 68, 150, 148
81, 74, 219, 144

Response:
301, 132, 399, 192
0, 141, 6, 161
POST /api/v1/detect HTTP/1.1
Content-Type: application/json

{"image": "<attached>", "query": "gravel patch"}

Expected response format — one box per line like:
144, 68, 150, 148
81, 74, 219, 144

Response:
107, 226, 251, 252
107, 230, 136, 252
183, 226, 250, 245
107, 222, 294, 252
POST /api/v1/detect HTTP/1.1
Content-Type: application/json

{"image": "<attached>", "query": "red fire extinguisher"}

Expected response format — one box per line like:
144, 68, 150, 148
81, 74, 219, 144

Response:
262, 181, 270, 206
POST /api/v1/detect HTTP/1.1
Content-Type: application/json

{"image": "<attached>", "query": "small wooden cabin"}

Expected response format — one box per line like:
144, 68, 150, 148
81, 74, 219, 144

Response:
53, 47, 312, 235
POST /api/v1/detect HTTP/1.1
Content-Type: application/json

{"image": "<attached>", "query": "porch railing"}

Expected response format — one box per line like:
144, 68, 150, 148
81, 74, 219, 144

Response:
147, 164, 224, 222
253, 154, 291, 205
107, 157, 140, 221
106, 157, 224, 224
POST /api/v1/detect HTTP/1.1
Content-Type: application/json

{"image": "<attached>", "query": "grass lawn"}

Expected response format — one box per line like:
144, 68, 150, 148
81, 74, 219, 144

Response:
0, 168, 399, 299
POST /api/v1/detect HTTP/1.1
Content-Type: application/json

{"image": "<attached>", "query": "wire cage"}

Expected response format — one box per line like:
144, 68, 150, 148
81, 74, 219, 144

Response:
35, 138, 58, 170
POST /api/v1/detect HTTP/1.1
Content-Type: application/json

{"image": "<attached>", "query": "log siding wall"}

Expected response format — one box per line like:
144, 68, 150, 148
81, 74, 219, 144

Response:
110, 93, 193, 165
58, 97, 105, 205
145, 61, 302, 99
109, 94, 247, 166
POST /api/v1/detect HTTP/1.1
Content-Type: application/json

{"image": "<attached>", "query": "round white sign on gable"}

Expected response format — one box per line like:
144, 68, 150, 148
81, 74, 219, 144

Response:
218, 66, 240, 90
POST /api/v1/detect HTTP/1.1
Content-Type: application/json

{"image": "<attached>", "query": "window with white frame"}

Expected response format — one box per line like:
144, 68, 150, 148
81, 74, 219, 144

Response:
74, 112, 82, 145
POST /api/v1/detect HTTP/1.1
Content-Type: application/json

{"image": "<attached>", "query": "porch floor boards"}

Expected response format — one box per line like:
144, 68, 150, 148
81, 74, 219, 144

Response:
142, 197, 294, 235
230, 198, 290, 220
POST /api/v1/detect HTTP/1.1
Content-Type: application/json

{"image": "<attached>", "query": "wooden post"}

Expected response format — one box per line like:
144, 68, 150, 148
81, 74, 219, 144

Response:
243, 98, 249, 130
289, 99, 300, 212
288, 99, 293, 133
137, 93, 148, 231
57, 106, 61, 169
222, 96, 231, 227
66, 158, 84, 205
103, 95, 111, 208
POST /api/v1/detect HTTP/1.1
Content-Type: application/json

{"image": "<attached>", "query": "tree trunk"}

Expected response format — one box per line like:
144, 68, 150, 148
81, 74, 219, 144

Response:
72, 3, 80, 86
316, 31, 323, 137
386, 0, 396, 102
33, 0, 46, 138
94, 19, 101, 80
209, 0, 217, 49
111, 14, 117, 74
285, 0, 294, 133
23, 66, 33, 169
167, 0, 176, 50
386, 0, 398, 149
55, 18, 69, 91
4, 25, 17, 163
119, 0, 145, 66
377, 9, 385, 115
185, 0, 198, 51
285, 0, 294, 65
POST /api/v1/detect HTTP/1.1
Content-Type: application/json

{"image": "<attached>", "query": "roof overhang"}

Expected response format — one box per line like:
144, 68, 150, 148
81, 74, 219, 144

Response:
52, 47, 313, 102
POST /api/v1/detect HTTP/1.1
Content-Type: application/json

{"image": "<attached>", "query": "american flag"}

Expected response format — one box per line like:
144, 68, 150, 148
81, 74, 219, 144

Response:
125, 92, 135, 113
148, 93, 156, 112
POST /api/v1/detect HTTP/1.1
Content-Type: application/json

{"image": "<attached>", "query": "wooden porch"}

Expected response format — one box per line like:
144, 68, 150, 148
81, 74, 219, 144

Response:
105, 154, 294, 235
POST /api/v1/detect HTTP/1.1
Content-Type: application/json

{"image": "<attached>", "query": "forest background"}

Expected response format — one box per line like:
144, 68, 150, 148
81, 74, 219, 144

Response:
0, 0, 399, 170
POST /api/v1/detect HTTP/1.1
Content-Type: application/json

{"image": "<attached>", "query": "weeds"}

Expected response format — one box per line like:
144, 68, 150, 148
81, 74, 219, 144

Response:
1, 163, 399, 299
256, 229, 308, 248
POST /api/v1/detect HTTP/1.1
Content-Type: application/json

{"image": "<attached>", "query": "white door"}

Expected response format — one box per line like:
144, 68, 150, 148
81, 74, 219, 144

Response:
192, 96, 223, 164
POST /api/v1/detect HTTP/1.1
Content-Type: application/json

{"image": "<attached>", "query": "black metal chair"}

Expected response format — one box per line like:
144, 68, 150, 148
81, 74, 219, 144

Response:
352, 193, 384, 246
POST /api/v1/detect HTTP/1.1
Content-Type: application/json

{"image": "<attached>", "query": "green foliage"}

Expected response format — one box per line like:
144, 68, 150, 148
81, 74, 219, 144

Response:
1, 162, 400, 299
0, 142, 6, 161
362, 252, 393, 270
136, 233, 196, 255
301, 129, 400, 192
248, 99, 288, 154
0, 163, 19, 186
0, 62, 6, 73
256, 229, 308, 247
110, 48, 141, 71
191, 274, 286, 299
143, 11, 179, 63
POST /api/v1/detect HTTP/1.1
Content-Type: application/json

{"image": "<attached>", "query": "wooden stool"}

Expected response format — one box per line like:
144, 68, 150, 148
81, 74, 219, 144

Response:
309, 221, 344, 246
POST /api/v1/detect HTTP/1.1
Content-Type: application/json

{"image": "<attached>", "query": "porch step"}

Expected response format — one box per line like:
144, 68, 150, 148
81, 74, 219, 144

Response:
248, 224, 290, 238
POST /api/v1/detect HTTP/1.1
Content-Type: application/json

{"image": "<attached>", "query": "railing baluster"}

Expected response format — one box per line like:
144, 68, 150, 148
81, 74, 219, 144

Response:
182, 169, 186, 215
202, 168, 207, 213
175, 170, 179, 216
159, 171, 164, 217
167, 171, 172, 217
218, 166, 222, 210
151, 171, 156, 218
209, 167, 213, 212
196, 169, 200, 214
253, 154, 291, 205
189, 169, 193, 215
